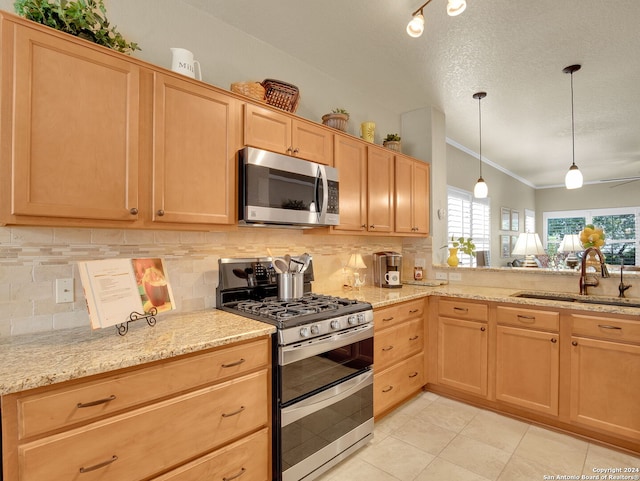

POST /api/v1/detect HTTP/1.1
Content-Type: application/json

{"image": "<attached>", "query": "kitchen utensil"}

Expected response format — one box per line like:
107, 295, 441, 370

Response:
284, 254, 291, 271
299, 253, 311, 272
274, 258, 289, 274
290, 258, 305, 273
277, 272, 304, 300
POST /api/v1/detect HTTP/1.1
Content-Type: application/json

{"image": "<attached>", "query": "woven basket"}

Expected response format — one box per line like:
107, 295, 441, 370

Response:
230, 81, 265, 102
383, 140, 402, 152
261, 79, 300, 113
322, 113, 349, 132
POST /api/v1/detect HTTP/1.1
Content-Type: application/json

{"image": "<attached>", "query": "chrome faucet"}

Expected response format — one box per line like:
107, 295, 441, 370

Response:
579, 247, 610, 295
619, 259, 632, 298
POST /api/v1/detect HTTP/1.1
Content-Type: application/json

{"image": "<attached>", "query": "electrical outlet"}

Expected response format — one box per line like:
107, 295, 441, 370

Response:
56, 278, 74, 303
435, 272, 448, 280
449, 272, 462, 281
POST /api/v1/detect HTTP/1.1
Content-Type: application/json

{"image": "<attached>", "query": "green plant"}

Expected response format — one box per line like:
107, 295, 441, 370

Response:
14, 0, 140, 54
443, 236, 476, 257
384, 133, 401, 142
331, 108, 349, 117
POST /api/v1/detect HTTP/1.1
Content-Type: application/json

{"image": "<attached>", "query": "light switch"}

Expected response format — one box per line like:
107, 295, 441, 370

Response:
56, 278, 74, 303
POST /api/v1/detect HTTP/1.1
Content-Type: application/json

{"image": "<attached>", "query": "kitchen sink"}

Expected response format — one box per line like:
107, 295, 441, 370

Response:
512, 292, 640, 309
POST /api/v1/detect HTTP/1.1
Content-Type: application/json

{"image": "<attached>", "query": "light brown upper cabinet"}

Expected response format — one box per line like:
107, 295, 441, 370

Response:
395, 154, 430, 235
366, 146, 395, 233
244, 103, 333, 165
151, 72, 240, 225
1, 18, 140, 225
332, 134, 367, 232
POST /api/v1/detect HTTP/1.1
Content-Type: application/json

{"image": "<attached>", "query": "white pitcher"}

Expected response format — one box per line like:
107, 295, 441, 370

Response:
170, 48, 202, 80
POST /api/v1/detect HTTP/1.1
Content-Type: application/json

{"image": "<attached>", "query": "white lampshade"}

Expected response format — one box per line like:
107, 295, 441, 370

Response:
558, 234, 582, 253
447, 0, 467, 16
406, 13, 425, 37
473, 177, 488, 198
347, 253, 367, 270
512, 233, 546, 268
565, 164, 583, 189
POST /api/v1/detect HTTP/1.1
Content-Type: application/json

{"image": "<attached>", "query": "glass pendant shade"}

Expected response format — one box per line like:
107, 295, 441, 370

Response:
406, 13, 425, 37
447, 0, 467, 16
565, 164, 583, 189
474, 177, 488, 198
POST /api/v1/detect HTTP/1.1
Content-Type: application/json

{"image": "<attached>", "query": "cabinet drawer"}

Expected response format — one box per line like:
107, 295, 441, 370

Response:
497, 306, 559, 332
374, 299, 425, 331
152, 427, 269, 481
374, 353, 424, 416
18, 370, 269, 481
375, 318, 424, 372
16, 338, 269, 439
571, 314, 640, 343
438, 299, 488, 321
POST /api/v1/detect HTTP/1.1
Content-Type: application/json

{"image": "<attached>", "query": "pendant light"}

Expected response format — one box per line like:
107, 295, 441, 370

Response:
563, 64, 583, 189
473, 91, 488, 198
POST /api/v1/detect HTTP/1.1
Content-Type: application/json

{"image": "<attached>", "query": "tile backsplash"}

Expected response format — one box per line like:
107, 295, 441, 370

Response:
0, 226, 425, 337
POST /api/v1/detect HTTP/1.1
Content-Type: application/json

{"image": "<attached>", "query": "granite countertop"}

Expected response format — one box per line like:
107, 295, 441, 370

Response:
0, 309, 274, 396
2, 283, 638, 396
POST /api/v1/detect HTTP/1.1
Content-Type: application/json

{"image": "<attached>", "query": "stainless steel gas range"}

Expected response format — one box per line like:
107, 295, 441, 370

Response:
216, 257, 374, 481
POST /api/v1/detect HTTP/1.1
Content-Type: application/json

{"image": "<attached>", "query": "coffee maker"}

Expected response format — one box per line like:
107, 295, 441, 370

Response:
373, 251, 403, 288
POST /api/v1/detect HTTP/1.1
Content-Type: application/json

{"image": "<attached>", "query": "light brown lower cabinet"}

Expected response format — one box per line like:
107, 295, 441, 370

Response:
1, 337, 271, 481
374, 352, 425, 417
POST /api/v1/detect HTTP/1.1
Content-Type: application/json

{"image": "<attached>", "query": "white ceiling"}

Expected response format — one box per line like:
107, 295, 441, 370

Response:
181, 0, 640, 189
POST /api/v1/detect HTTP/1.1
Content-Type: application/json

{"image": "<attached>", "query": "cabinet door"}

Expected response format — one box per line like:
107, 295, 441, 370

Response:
333, 134, 367, 232
570, 336, 640, 441
5, 22, 139, 222
244, 103, 291, 154
411, 159, 430, 234
152, 73, 239, 224
496, 325, 559, 416
367, 146, 394, 233
437, 317, 488, 396
394, 155, 413, 233
292, 119, 333, 165
374, 352, 424, 417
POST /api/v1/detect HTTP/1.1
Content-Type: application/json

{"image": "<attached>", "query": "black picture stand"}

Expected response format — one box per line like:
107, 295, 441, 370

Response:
115, 307, 158, 336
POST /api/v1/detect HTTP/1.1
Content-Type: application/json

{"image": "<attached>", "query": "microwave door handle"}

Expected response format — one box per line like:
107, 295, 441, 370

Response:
315, 165, 328, 221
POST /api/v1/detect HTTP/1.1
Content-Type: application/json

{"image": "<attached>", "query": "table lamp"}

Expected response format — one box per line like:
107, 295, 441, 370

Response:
558, 234, 582, 268
512, 232, 546, 268
347, 253, 367, 288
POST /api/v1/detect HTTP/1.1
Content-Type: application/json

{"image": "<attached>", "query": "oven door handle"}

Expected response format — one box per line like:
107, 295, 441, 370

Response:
280, 370, 373, 427
280, 323, 373, 365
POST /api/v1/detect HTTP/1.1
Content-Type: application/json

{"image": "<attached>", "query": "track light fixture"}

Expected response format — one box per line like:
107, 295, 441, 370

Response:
407, 0, 467, 38
473, 91, 488, 199
563, 64, 583, 189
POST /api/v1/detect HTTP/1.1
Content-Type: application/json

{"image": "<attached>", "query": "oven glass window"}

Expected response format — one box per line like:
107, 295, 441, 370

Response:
280, 337, 373, 405
281, 383, 373, 472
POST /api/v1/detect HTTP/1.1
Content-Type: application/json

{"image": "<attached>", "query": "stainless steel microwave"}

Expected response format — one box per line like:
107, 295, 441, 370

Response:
238, 147, 339, 227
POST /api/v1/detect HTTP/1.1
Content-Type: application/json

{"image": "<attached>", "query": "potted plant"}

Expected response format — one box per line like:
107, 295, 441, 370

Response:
443, 236, 476, 267
383, 133, 402, 152
14, 0, 140, 54
322, 108, 349, 132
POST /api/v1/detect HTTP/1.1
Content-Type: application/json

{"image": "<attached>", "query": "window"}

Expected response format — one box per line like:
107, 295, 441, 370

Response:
524, 209, 536, 234
543, 207, 639, 265
447, 187, 491, 266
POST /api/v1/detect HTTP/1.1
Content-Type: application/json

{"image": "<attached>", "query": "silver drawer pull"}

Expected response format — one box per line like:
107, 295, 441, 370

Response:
382, 386, 393, 393
382, 345, 394, 351
453, 307, 469, 312
408, 372, 419, 378
221, 358, 246, 368
77, 395, 116, 408
79, 455, 118, 473
382, 317, 394, 322
598, 324, 622, 330
409, 309, 419, 314
223, 467, 246, 481
409, 335, 419, 341
222, 406, 245, 418
517, 315, 536, 322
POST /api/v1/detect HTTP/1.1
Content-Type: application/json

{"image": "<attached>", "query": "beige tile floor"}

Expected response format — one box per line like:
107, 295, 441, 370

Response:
317, 392, 640, 481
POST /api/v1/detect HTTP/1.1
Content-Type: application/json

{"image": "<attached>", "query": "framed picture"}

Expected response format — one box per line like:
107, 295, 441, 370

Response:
511, 235, 519, 255
511, 209, 519, 231
500, 235, 511, 258
501, 208, 510, 231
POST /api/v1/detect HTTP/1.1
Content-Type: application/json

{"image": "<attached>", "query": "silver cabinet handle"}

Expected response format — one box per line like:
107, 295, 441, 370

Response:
598, 324, 622, 330
409, 309, 419, 314
223, 468, 246, 481
454, 307, 469, 312
79, 455, 118, 473
221, 358, 246, 368
517, 315, 536, 322
382, 345, 394, 351
409, 335, 419, 341
221, 406, 245, 418
382, 317, 394, 322
408, 372, 419, 378
382, 385, 393, 393
77, 395, 116, 408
